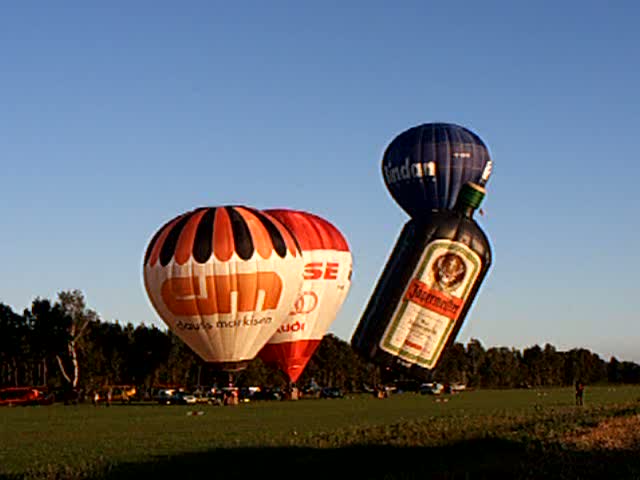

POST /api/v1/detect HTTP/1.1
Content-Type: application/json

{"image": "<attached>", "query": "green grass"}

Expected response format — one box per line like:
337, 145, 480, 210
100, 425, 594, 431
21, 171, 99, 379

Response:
1, 386, 640, 479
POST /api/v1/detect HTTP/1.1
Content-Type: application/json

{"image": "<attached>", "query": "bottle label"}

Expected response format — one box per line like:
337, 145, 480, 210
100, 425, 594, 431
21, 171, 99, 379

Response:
379, 239, 481, 368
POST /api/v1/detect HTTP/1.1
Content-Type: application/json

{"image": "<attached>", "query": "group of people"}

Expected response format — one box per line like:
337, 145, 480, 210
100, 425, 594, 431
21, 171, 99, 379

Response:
222, 389, 239, 405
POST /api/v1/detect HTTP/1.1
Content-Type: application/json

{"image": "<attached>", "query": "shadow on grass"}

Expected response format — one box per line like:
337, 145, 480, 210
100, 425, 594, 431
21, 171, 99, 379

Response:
2, 437, 639, 479
95, 438, 640, 480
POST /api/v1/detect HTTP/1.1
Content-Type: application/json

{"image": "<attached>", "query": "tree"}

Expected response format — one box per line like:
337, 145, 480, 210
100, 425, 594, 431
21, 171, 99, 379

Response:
129, 324, 172, 388
25, 298, 69, 387
0, 303, 28, 386
54, 290, 97, 388
5, 291, 640, 392
465, 338, 486, 387
540, 344, 563, 386
522, 345, 544, 387
479, 347, 522, 388
156, 332, 200, 387
299, 334, 372, 390
618, 361, 640, 383
435, 342, 468, 384
608, 356, 622, 383
562, 348, 606, 386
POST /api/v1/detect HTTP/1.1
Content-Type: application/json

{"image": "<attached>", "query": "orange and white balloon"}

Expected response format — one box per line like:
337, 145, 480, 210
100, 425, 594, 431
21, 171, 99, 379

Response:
143, 206, 304, 371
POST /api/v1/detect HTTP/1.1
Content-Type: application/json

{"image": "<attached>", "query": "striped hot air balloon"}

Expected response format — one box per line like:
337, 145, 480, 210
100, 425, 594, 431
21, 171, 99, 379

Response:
143, 206, 304, 372
258, 209, 352, 384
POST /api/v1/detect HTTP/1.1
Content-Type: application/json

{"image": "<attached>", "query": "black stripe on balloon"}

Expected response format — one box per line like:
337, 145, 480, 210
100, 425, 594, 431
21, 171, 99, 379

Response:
227, 207, 254, 260
459, 128, 471, 146
466, 128, 481, 145
435, 124, 447, 144
193, 208, 216, 264
251, 209, 289, 258
144, 219, 171, 266
159, 212, 193, 267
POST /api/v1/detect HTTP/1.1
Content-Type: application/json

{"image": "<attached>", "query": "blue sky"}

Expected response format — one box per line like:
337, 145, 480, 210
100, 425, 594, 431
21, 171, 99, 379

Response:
2, 2, 639, 362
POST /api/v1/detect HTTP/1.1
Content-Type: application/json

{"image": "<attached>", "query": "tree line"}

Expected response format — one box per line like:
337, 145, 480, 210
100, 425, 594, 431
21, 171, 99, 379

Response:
1, 290, 639, 394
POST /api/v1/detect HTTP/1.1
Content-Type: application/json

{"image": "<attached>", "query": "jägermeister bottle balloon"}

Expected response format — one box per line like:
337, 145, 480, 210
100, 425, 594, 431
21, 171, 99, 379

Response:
351, 182, 491, 379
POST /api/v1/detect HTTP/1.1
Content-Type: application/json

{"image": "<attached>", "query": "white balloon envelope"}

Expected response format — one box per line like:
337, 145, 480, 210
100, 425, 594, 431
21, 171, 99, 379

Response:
143, 206, 304, 372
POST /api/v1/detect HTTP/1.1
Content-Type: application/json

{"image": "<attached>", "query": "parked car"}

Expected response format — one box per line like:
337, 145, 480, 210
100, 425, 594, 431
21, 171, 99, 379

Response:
301, 385, 321, 398
172, 391, 197, 405
207, 391, 225, 406
156, 390, 197, 405
392, 380, 420, 393
450, 383, 467, 393
320, 387, 344, 399
191, 392, 210, 404
250, 388, 282, 401
107, 385, 137, 403
0, 387, 52, 406
154, 388, 177, 405
420, 383, 444, 395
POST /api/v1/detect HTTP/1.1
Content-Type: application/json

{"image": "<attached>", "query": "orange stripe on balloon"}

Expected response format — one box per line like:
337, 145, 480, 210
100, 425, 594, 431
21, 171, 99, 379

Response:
257, 270, 283, 310
213, 207, 234, 262
174, 209, 208, 265
235, 207, 274, 259
310, 214, 349, 251
266, 209, 350, 252
282, 210, 316, 251
148, 215, 186, 267
236, 270, 258, 312
298, 211, 327, 250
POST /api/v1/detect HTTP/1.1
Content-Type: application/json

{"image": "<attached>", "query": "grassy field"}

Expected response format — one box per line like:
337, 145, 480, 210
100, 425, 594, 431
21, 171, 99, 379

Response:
1, 386, 640, 479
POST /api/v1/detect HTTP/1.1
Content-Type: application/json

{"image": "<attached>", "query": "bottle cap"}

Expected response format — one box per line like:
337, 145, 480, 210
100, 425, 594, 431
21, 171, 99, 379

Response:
458, 182, 486, 209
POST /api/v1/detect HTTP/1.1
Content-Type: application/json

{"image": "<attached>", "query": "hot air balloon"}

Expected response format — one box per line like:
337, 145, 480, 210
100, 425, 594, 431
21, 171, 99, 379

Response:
382, 122, 493, 218
143, 206, 304, 373
352, 182, 493, 379
259, 209, 352, 384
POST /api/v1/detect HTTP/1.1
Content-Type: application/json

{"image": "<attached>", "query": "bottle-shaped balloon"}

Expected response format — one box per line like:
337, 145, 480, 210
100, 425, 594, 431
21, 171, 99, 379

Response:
351, 183, 491, 379
259, 209, 352, 383
143, 206, 304, 372
383, 123, 493, 218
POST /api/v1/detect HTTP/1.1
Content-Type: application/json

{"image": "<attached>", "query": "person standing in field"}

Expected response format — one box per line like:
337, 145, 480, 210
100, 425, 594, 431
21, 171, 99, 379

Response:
575, 381, 585, 406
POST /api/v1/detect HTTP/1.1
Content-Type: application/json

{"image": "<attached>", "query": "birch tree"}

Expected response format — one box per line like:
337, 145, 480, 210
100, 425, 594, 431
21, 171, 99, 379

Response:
55, 290, 97, 388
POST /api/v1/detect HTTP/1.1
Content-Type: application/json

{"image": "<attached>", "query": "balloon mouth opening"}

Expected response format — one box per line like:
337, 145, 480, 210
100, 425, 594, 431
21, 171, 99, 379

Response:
211, 360, 251, 372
